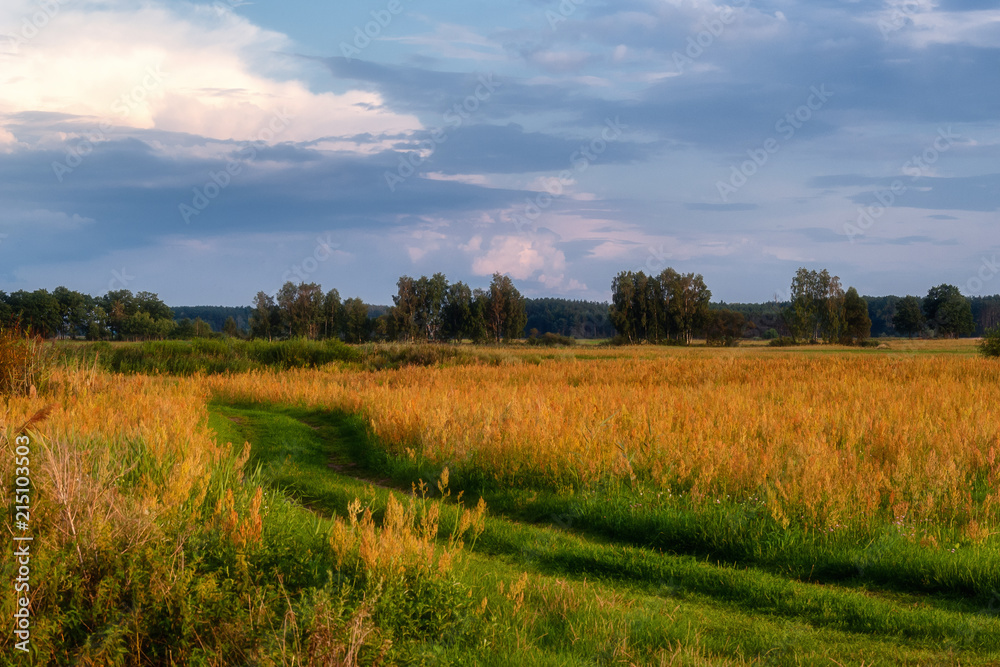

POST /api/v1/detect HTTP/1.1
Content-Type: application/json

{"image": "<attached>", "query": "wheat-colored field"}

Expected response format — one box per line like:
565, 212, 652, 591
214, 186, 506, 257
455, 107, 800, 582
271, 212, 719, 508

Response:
205, 343, 1000, 537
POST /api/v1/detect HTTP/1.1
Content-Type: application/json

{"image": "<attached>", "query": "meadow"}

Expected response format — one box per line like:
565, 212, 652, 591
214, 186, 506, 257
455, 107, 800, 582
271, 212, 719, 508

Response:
2, 337, 1000, 665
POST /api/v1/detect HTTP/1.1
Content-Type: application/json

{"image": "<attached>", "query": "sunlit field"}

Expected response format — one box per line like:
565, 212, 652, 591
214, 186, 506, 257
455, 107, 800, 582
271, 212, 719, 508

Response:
4, 339, 1000, 665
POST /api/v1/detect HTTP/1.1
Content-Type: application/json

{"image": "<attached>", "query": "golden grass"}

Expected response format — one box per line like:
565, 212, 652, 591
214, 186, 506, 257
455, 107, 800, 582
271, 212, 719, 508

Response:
206, 346, 1000, 533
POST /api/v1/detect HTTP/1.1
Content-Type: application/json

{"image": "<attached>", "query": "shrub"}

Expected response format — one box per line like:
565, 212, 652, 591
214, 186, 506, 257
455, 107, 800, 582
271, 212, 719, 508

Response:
768, 336, 799, 347
0, 321, 52, 396
981, 326, 1000, 358
526, 332, 577, 347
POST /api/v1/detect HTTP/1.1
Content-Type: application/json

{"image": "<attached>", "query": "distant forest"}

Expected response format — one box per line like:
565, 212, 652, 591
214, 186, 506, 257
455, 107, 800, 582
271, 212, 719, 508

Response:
171, 295, 1000, 340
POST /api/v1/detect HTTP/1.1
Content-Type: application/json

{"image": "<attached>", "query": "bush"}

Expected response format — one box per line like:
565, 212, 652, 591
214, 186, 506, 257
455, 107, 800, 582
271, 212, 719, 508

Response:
0, 321, 52, 396
72, 338, 360, 376
526, 332, 577, 347
768, 336, 799, 347
981, 326, 1000, 358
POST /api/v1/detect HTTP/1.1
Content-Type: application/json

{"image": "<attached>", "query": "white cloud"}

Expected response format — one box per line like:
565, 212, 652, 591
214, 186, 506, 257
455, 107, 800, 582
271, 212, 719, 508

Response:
471, 234, 566, 280
0, 1, 421, 148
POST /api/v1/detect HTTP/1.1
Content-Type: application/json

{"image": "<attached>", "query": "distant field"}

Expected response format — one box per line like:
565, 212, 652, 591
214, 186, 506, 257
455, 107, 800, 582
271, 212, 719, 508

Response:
3, 340, 999, 664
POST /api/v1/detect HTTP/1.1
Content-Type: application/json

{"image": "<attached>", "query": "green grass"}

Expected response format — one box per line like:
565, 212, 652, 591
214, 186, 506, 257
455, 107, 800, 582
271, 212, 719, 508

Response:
58, 337, 360, 375
208, 400, 1000, 665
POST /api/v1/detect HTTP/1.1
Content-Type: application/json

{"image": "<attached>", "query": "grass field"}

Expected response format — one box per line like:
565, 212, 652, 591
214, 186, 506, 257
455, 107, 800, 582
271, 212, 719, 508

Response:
3, 339, 999, 664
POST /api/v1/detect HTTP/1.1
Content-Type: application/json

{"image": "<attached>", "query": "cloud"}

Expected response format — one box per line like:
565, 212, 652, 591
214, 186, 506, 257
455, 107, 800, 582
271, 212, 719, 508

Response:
471, 234, 566, 282
0, 2, 421, 148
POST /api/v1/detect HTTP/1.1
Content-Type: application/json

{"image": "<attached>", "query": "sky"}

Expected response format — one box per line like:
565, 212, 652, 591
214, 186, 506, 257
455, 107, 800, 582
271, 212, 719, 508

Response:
1, 0, 998, 306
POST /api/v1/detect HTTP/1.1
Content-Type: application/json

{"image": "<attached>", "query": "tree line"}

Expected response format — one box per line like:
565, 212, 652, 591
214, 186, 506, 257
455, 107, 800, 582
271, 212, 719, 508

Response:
607, 269, 759, 346
2, 271, 995, 344
607, 266, 991, 345
0, 287, 180, 340
249, 272, 527, 344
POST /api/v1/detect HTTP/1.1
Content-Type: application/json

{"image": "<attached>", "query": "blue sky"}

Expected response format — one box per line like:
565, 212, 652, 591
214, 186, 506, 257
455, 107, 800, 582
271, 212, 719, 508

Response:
1, 0, 998, 306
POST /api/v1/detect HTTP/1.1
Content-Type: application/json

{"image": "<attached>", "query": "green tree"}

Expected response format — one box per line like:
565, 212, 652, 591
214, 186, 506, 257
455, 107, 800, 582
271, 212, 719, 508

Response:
135, 291, 173, 321
664, 271, 712, 344
705, 309, 746, 347
391, 276, 420, 341
786, 268, 843, 342
937, 294, 975, 337
342, 298, 370, 343
841, 287, 871, 344
442, 281, 474, 342
417, 273, 449, 341
981, 326, 1000, 358
924, 284, 974, 337
250, 292, 279, 340
193, 318, 213, 338
322, 289, 343, 340
609, 271, 638, 344
223, 316, 240, 338
277, 282, 324, 339
7, 289, 62, 338
53, 286, 91, 339
484, 273, 527, 342
892, 296, 925, 338
175, 318, 196, 340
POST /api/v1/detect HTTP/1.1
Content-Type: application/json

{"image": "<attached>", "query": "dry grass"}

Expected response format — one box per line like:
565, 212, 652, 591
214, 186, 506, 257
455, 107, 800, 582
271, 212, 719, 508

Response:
0, 321, 52, 397
206, 346, 1000, 534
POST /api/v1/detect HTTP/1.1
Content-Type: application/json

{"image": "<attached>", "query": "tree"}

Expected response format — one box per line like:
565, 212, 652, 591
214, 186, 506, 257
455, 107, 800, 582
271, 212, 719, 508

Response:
175, 318, 196, 340
223, 316, 240, 338
786, 268, 843, 343
483, 273, 527, 342
7, 289, 62, 338
937, 294, 975, 337
820, 274, 846, 344
391, 276, 420, 341
924, 284, 974, 337
442, 281, 474, 342
135, 291, 173, 321
609, 271, 638, 344
981, 326, 1000, 358
53, 286, 91, 339
705, 309, 746, 347
664, 271, 712, 344
342, 298, 370, 343
276, 282, 323, 339
892, 296, 925, 338
193, 318, 213, 338
322, 289, 342, 340
841, 287, 871, 344
250, 292, 279, 340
